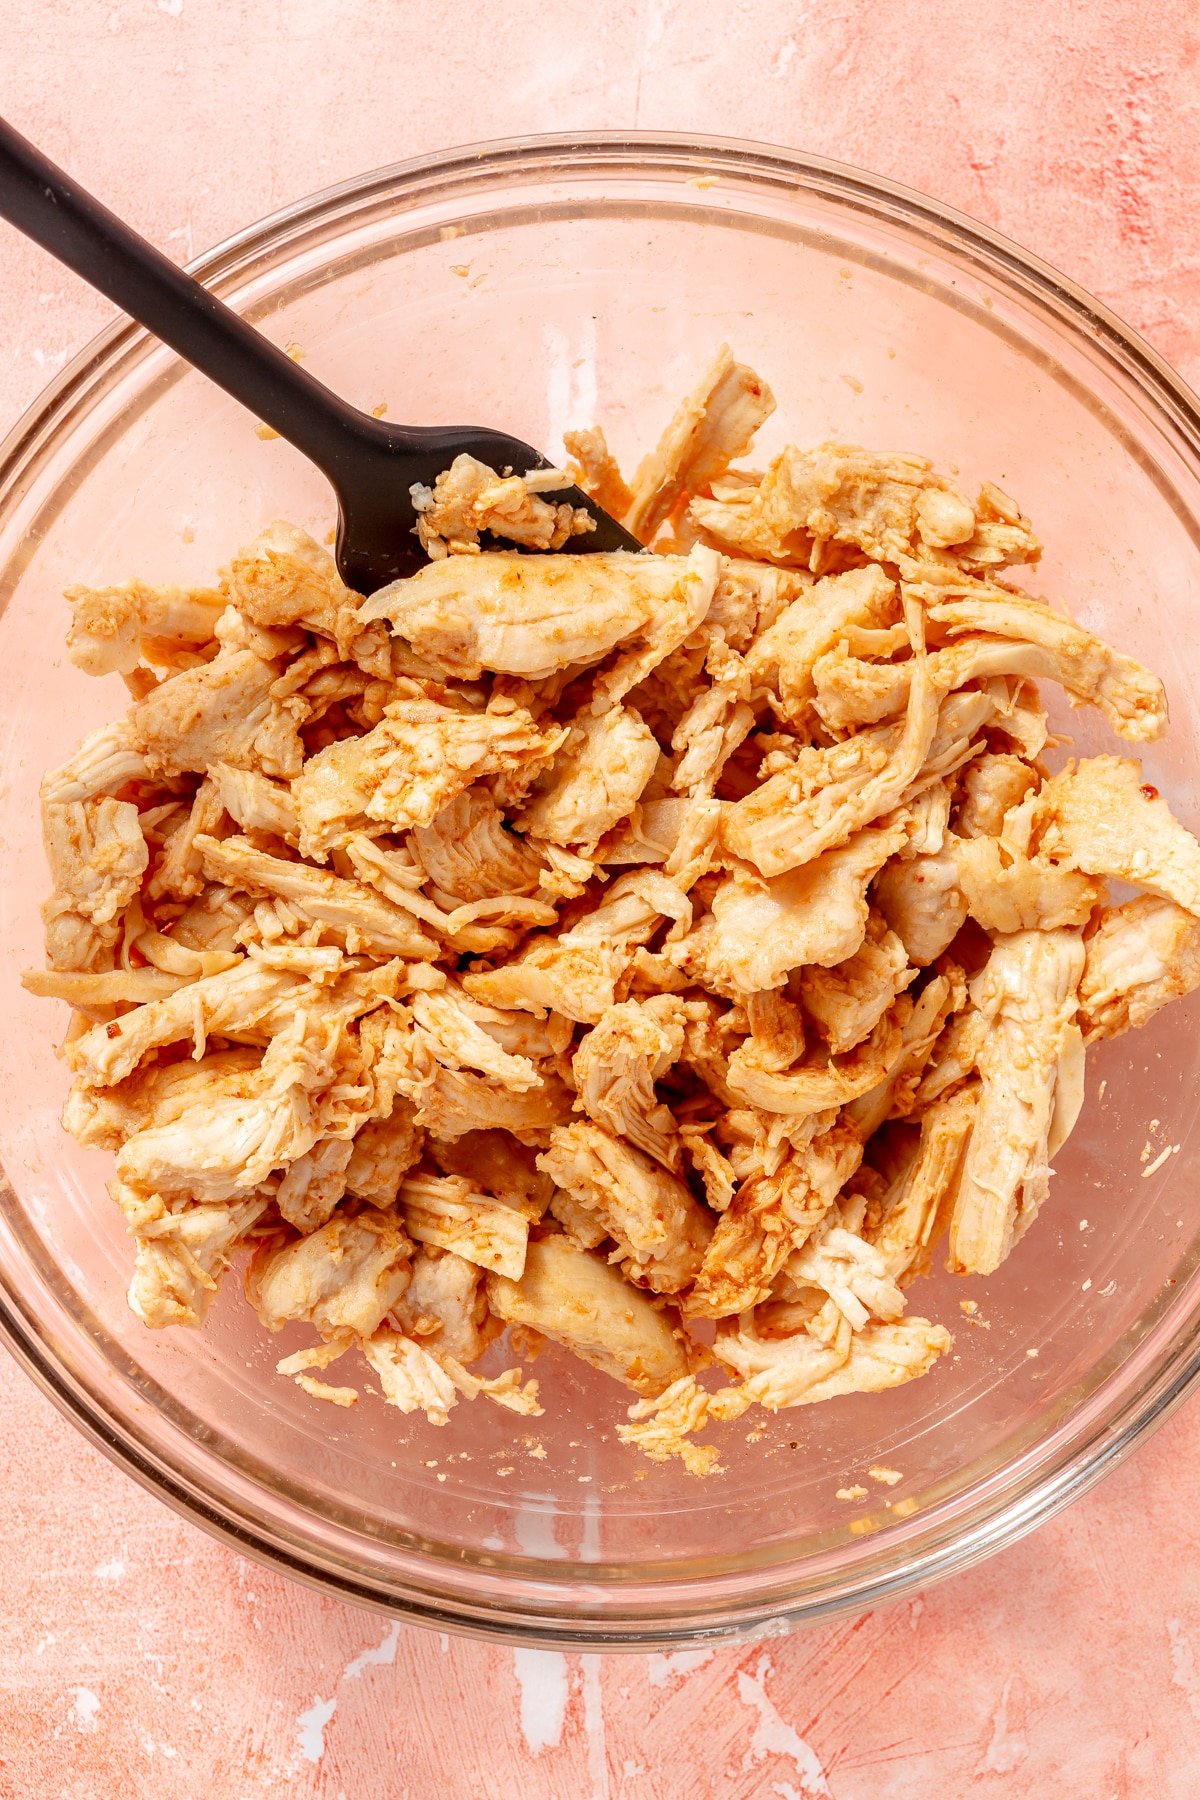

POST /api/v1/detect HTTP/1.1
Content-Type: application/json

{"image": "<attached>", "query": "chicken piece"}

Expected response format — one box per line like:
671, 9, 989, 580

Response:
40, 797, 147, 971
359, 1327, 540, 1424
870, 839, 965, 970
65, 578, 225, 677
393, 1244, 497, 1364
948, 928, 1085, 1275
147, 777, 227, 903
195, 834, 437, 958
623, 346, 775, 541
746, 564, 897, 728
742, 989, 807, 1074
570, 996, 687, 1170
485, 1236, 689, 1395
292, 686, 562, 858
130, 648, 285, 778
170, 883, 257, 954
247, 1209, 413, 1340
408, 786, 545, 901
1031, 757, 1200, 917
785, 1206, 905, 1331
714, 1309, 951, 1409
343, 1098, 424, 1206
868, 1085, 979, 1282
358, 546, 719, 682
689, 442, 974, 567
669, 639, 756, 798
728, 999, 911, 1115
516, 704, 660, 845
686, 1124, 860, 1319
705, 558, 811, 651
703, 821, 907, 992
129, 1193, 269, 1328
431, 1130, 553, 1219
209, 761, 299, 841
275, 1137, 356, 1232
537, 1121, 711, 1293
224, 521, 390, 673
114, 1007, 358, 1201
22, 966, 190, 1014
564, 424, 634, 520
398, 1172, 530, 1280
800, 917, 916, 1054
846, 967, 964, 1134
956, 753, 1037, 839
42, 719, 150, 805
1078, 896, 1200, 1042
615, 1376, 725, 1476
926, 594, 1167, 743
722, 641, 938, 877
597, 796, 695, 867
67, 960, 306, 1087
402, 1060, 575, 1142
412, 454, 594, 557
410, 989, 540, 1092
464, 870, 685, 1023
61, 1047, 263, 1151
955, 834, 1103, 934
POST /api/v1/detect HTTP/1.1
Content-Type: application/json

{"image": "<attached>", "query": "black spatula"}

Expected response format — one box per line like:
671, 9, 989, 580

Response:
0, 116, 642, 593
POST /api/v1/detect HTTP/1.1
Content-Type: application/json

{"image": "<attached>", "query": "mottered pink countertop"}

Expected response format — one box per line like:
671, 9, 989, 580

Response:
3, 4, 1200, 1796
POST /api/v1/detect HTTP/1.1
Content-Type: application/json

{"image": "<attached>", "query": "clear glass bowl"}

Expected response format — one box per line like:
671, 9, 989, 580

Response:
3, 133, 1200, 1649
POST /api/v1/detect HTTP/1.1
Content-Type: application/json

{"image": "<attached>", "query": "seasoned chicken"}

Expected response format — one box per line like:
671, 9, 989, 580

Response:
537, 1120, 711, 1292
516, 704, 660, 845
571, 996, 686, 1169
486, 1236, 690, 1395
926, 594, 1167, 743
292, 686, 562, 857
685, 1122, 858, 1319
196, 834, 436, 958
948, 929, 1085, 1275
358, 546, 719, 682
623, 346, 775, 540
714, 1309, 951, 1409
703, 822, 908, 992
66, 578, 224, 676
800, 916, 916, 1053
40, 797, 147, 972
1032, 757, 1200, 916
247, 1209, 413, 1339
872, 840, 967, 968
1078, 895, 1200, 1042
411, 454, 594, 557
130, 1193, 270, 1328
33, 350, 1200, 1474
398, 1171, 530, 1280
564, 424, 634, 520
224, 520, 390, 673
409, 785, 545, 900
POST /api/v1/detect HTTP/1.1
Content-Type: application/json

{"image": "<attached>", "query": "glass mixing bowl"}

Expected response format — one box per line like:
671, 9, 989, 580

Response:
2, 133, 1200, 1649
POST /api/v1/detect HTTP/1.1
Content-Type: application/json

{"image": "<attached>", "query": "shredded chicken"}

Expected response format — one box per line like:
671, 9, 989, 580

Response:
30, 346, 1200, 1475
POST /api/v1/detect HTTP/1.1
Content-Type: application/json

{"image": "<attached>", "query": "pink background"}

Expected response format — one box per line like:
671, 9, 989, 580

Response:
4, 3, 1200, 1795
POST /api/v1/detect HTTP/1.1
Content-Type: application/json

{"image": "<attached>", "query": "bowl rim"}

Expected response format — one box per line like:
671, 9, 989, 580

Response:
4, 127, 1200, 1649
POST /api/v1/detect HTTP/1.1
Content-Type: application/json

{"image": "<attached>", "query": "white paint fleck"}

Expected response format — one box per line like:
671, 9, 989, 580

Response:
70, 1688, 101, 1733
978, 1675, 1028, 1775
343, 1622, 400, 1680
737, 1655, 830, 1796
513, 1649, 569, 1756
582, 1654, 609, 1799
295, 1696, 336, 1764
157, 0, 183, 14
93, 1559, 126, 1583
1168, 1619, 1200, 1719
908, 1596, 926, 1631
773, 36, 798, 74
646, 1646, 717, 1687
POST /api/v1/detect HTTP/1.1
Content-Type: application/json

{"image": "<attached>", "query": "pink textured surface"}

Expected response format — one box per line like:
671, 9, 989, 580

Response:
3, 5, 1200, 1796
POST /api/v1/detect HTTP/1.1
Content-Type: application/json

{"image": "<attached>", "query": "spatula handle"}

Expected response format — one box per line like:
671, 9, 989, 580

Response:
0, 113, 382, 480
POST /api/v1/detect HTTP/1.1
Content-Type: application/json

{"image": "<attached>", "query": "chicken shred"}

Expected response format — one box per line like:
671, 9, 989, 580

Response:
29, 345, 1200, 1474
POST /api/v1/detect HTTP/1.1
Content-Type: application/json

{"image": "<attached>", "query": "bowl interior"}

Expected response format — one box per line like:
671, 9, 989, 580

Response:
2, 141, 1199, 1638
